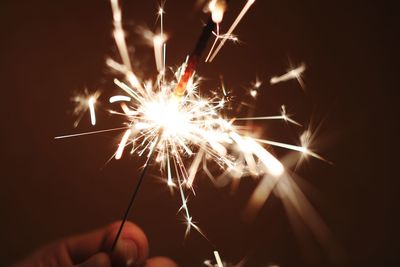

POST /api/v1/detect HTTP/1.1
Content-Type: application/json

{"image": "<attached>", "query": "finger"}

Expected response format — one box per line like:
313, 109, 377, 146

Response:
145, 257, 178, 267
76, 252, 111, 267
66, 221, 149, 266
103, 221, 149, 266
109, 238, 138, 267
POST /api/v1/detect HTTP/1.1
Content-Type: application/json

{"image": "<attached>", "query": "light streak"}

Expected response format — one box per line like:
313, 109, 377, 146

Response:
270, 63, 306, 88
166, 153, 175, 186
250, 89, 257, 97
55, 127, 130, 139
248, 137, 284, 176
214, 250, 224, 267
207, 0, 256, 62
109, 95, 131, 103
71, 90, 100, 127
110, 0, 144, 93
153, 35, 164, 72
205, 27, 239, 63
235, 115, 301, 126
110, 0, 131, 70
157, 4, 167, 82
88, 97, 96, 125
115, 129, 132, 160
255, 138, 307, 153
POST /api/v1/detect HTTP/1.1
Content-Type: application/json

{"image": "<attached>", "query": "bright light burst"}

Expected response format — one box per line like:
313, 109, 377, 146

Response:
57, 0, 332, 259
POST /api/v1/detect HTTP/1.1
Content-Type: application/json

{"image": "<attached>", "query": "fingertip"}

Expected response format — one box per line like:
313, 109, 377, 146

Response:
145, 257, 178, 267
111, 238, 138, 267
104, 221, 149, 265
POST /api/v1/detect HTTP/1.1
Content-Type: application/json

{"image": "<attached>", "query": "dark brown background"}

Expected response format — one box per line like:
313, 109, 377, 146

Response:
0, 0, 398, 266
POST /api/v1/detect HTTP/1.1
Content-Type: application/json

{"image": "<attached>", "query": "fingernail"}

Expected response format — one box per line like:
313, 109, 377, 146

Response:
114, 238, 138, 267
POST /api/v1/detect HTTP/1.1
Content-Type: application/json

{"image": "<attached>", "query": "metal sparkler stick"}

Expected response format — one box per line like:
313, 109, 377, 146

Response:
110, 133, 162, 253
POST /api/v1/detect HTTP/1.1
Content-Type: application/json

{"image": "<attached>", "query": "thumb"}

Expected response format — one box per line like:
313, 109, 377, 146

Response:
76, 252, 111, 267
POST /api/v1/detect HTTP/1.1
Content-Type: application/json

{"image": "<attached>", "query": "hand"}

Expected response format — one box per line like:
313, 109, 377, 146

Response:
11, 221, 178, 267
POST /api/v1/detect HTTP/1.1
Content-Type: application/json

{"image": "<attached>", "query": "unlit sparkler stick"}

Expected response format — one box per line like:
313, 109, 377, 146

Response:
110, 133, 162, 252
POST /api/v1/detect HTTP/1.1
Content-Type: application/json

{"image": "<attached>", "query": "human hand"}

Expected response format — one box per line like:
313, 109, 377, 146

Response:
11, 221, 177, 267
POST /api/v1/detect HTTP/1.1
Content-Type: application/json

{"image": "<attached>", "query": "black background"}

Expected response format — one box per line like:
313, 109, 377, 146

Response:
0, 0, 398, 266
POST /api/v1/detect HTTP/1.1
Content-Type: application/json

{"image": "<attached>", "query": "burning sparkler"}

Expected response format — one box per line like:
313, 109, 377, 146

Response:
56, 0, 331, 263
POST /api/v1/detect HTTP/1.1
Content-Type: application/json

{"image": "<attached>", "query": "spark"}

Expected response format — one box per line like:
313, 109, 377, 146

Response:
153, 35, 164, 72
156, 2, 167, 81
249, 89, 257, 98
205, 30, 239, 63
255, 138, 308, 153
166, 153, 175, 186
253, 137, 330, 163
71, 90, 100, 127
109, 95, 131, 103
207, 0, 256, 62
110, 0, 144, 93
270, 63, 306, 88
204, 251, 247, 267
55, 126, 129, 139
115, 129, 132, 160
214, 251, 224, 267
247, 77, 262, 98
110, 0, 131, 70
235, 115, 301, 126
87, 97, 97, 125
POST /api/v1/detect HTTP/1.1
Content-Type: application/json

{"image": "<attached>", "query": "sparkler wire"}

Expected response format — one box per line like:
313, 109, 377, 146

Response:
110, 133, 162, 252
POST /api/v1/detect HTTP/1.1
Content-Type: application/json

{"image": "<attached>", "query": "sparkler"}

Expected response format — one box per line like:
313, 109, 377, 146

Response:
56, 0, 331, 263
